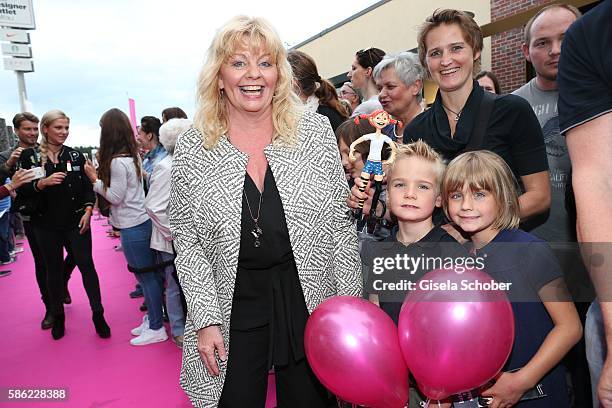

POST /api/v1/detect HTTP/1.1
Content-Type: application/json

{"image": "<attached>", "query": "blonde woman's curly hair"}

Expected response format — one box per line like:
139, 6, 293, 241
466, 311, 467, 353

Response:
194, 15, 301, 149
39, 110, 70, 166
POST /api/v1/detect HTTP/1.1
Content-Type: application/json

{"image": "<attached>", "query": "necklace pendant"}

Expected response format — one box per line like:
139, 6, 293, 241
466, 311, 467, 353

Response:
251, 226, 263, 248
454, 114, 460, 121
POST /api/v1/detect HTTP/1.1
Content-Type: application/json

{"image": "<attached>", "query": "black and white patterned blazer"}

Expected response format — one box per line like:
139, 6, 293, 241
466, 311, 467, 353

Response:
169, 111, 362, 407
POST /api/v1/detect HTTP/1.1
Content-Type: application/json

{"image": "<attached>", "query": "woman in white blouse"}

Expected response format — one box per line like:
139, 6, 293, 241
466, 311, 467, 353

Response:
85, 108, 167, 346
144, 118, 191, 348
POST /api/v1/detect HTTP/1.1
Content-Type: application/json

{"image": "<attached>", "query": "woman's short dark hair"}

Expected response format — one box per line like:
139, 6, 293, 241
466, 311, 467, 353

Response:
161, 107, 188, 122
355, 47, 386, 70
475, 70, 502, 94
140, 116, 162, 137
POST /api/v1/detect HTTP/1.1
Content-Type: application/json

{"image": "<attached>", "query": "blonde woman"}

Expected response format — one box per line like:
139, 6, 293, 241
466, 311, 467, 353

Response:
169, 15, 362, 408
17, 110, 109, 340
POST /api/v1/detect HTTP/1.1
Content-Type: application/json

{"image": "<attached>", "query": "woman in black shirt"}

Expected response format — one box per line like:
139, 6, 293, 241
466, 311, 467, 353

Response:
403, 9, 550, 220
18, 110, 110, 340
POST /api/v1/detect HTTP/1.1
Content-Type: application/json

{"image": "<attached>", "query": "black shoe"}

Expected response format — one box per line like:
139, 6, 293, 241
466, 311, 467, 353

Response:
92, 311, 111, 338
51, 314, 65, 340
139, 302, 147, 312
41, 311, 54, 330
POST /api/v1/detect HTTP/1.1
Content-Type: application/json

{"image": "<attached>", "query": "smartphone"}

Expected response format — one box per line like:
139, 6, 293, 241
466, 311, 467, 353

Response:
28, 167, 46, 180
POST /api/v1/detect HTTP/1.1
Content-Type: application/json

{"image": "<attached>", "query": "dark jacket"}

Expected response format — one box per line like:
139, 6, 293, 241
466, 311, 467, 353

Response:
17, 146, 95, 229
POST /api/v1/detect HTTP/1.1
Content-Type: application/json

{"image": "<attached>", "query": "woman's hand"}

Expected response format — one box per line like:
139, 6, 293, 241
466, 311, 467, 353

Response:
197, 325, 227, 376
346, 177, 373, 214
84, 160, 97, 183
79, 210, 91, 234
481, 371, 531, 408
37, 172, 66, 190
9, 168, 36, 189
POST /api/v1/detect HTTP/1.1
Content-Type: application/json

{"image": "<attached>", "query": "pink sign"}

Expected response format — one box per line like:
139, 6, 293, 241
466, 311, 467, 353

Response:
128, 98, 138, 137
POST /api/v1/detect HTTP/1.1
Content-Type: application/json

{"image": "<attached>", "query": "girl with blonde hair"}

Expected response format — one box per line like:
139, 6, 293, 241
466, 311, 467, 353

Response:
441, 150, 581, 407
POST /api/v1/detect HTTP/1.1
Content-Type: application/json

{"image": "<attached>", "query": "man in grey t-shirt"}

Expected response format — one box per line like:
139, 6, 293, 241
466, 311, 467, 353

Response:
513, 4, 579, 244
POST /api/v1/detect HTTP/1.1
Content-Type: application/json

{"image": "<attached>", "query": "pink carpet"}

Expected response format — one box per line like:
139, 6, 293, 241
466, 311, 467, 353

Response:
0, 215, 276, 407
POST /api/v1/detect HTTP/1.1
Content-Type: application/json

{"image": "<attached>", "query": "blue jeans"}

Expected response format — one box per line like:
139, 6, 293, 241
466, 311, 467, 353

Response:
121, 219, 164, 330
0, 211, 11, 262
586, 300, 607, 407
155, 250, 185, 337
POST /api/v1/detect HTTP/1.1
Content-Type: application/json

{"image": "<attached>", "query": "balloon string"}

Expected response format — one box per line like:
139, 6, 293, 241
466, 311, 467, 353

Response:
425, 398, 430, 408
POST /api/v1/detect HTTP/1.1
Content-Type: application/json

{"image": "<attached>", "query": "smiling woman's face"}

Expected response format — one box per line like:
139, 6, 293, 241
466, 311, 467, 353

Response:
218, 41, 278, 118
425, 23, 480, 93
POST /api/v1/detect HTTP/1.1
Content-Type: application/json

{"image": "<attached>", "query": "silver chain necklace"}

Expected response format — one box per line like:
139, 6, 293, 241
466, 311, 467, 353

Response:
243, 189, 263, 248
441, 103, 463, 121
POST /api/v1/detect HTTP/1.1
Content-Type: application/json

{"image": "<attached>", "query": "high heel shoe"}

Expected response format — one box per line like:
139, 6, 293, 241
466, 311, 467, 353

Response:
51, 314, 65, 340
92, 311, 111, 338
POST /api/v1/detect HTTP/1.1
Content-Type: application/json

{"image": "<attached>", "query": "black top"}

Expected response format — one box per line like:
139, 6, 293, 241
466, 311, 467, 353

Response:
317, 105, 346, 133
403, 81, 548, 180
230, 165, 310, 367
16, 146, 95, 230
558, 0, 612, 134
362, 225, 461, 324
473, 229, 568, 407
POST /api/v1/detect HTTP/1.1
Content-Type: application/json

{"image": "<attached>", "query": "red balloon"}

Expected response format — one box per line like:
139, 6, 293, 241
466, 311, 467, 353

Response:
398, 268, 514, 400
305, 296, 409, 408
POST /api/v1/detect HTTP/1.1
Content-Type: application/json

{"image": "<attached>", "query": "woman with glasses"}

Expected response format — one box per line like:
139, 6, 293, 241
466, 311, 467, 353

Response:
339, 82, 360, 113
288, 50, 349, 132
347, 47, 386, 117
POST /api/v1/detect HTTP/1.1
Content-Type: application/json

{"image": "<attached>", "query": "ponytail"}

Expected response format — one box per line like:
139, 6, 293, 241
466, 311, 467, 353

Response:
315, 78, 349, 120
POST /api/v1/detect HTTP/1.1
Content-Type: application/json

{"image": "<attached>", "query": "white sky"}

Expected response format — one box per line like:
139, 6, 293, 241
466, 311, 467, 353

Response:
0, 0, 380, 146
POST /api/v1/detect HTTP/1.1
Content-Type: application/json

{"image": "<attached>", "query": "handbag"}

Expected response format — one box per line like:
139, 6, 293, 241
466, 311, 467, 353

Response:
97, 193, 111, 217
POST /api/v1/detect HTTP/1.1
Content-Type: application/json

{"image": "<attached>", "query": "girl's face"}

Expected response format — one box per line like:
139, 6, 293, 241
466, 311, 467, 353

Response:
338, 138, 364, 181
425, 23, 480, 93
447, 184, 499, 244
43, 118, 69, 146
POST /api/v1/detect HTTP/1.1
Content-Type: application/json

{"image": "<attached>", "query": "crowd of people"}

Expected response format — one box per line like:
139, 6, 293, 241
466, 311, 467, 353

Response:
2, 2, 611, 407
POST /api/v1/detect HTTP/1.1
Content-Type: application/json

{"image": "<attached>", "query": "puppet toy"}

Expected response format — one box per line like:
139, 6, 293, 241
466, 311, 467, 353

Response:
349, 109, 399, 230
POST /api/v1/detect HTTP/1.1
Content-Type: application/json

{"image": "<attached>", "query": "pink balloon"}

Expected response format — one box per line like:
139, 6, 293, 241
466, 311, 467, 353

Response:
398, 268, 514, 401
305, 296, 409, 408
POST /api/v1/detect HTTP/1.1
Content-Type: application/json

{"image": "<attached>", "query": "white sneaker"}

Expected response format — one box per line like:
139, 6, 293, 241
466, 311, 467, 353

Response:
130, 315, 149, 336
130, 327, 168, 346
10, 247, 24, 255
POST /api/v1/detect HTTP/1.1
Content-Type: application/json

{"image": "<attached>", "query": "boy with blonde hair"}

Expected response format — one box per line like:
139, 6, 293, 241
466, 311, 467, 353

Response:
362, 140, 457, 323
